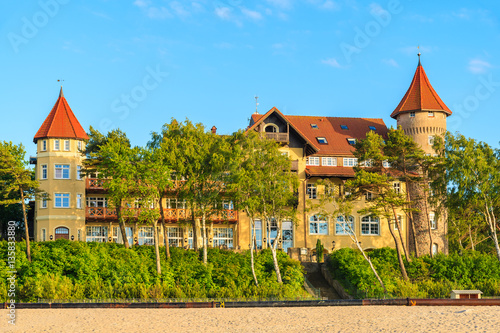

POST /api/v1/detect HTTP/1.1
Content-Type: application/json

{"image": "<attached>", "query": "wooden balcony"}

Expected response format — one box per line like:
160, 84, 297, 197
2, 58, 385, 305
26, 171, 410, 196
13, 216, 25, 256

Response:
85, 207, 238, 222
86, 178, 105, 191
264, 132, 289, 143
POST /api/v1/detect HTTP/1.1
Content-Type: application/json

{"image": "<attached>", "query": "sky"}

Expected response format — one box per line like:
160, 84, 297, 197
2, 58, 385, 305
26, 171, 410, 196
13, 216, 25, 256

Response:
1, 0, 499, 160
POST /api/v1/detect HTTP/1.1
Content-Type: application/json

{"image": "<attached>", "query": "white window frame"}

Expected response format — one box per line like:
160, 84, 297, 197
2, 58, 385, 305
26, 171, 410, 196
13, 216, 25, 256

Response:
138, 227, 154, 245
41, 164, 48, 180
309, 215, 328, 235
322, 157, 337, 166
252, 220, 263, 250
343, 158, 358, 167
213, 227, 234, 249
77, 141, 82, 151
393, 182, 401, 194
306, 156, 320, 166
365, 192, 373, 201
167, 227, 183, 247
383, 160, 391, 168
317, 137, 328, 144
86, 197, 108, 207
394, 215, 403, 230
64, 140, 70, 151
41, 197, 48, 209
361, 216, 380, 235
54, 193, 70, 208
347, 138, 356, 145
86, 226, 108, 243
54, 164, 70, 179
306, 183, 317, 199
42, 140, 47, 151
428, 111, 434, 117
54, 139, 60, 151
432, 243, 438, 255
41, 228, 46, 241
430, 212, 436, 229
335, 215, 354, 235
77, 165, 82, 180
76, 194, 82, 209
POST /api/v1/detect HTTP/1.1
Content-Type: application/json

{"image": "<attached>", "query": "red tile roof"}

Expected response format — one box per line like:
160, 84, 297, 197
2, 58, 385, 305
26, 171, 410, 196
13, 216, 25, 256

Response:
286, 115, 388, 156
391, 61, 452, 119
305, 166, 355, 178
34, 88, 89, 143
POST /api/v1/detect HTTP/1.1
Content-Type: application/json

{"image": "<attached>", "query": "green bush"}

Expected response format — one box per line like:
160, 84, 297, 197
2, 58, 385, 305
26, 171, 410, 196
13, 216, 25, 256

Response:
0, 240, 305, 302
328, 247, 500, 299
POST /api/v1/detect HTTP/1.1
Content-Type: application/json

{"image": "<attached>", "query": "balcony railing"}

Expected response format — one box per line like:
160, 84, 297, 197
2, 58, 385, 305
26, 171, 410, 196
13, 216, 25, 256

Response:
85, 207, 237, 222
86, 178, 104, 190
264, 132, 289, 142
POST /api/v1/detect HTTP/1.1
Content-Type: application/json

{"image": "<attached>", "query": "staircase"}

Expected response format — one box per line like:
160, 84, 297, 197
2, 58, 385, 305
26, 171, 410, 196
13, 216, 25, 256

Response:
302, 262, 340, 300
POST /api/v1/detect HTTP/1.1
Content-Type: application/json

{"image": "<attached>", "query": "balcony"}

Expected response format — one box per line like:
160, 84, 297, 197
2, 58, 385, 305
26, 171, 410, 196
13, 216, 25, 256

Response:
86, 178, 105, 191
291, 160, 299, 171
264, 132, 289, 143
85, 207, 238, 222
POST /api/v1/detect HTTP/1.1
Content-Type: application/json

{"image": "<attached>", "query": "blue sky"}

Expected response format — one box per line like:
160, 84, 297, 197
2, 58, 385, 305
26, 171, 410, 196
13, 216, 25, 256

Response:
1, 0, 499, 159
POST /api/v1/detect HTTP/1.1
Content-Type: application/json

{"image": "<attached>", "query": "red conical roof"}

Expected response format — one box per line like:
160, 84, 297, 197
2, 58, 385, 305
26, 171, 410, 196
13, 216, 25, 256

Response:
34, 88, 89, 143
390, 59, 452, 119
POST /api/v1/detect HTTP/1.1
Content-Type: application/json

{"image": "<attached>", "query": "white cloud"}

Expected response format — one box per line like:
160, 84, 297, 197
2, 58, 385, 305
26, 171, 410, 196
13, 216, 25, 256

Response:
382, 58, 399, 67
170, 1, 190, 18
321, 0, 339, 10
147, 7, 172, 19
266, 0, 293, 10
215, 7, 232, 20
321, 58, 344, 68
468, 59, 492, 74
241, 8, 263, 20
134, 0, 150, 8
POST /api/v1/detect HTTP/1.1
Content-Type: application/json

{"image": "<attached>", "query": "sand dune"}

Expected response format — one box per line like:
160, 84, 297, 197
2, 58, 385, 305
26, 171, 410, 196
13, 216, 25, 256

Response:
2, 306, 500, 332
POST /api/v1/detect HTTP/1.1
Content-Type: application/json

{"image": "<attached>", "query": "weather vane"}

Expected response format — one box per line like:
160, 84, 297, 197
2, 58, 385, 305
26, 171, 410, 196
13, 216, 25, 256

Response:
254, 95, 259, 114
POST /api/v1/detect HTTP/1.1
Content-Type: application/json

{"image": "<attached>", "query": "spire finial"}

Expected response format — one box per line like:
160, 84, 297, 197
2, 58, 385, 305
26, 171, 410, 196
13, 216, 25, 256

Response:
254, 95, 259, 114
417, 45, 421, 66
57, 79, 65, 97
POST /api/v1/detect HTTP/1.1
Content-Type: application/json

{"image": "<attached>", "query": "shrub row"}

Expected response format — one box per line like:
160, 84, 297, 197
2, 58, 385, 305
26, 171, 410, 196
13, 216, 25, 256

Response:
328, 248, 500, 299
0, 240, 306, 302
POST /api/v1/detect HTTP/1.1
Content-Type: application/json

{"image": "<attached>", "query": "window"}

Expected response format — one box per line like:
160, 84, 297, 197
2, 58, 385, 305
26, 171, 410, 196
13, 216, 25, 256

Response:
393, 182, 401, 194
361, 216, 379, 235
309, 215, 328, 235
347, 138, 356, 145
306, 156, 320, 166
310, 124, 318, 129
343, 158, 358, 167
252, 220, 263, 250
76, 194, 82, 209
306, 183, 317, 199
78, 229, 82, 241
138, 227, 154, 245
222, 200, 234, 210
428, 135, 434, 145
430, 212, 436, 229
369, 126, 376, 131
365, 192, 373, 201
77, 141, 82, 151
55, 164, 70, 179
188, 228, 194, 249
41, 164, 48, 179
166, 198, 186, 209
410, 112, 415, 118
267, 219, 278, 247
41, 197, 47, 208
86, 226, 108, 243
54, 193, 70, 208
41, 228, 46, 241
86, 197, 108, 207
112, 227, 133, 245
383, 160, 391, 168
42, 140, 47, 151
167, 227, 183, 247
54, 140, 60, 150
282, 220, 293, 252
317, 137, 328, 144
77, 166, 82, 180
428, 111, 434, 117
336, 215, 354, 235
394, 215, 403, 230
322, 157, 337, 166
361, 159, 373, 167
340, 125, 348, 130
264, 124, 278, 133
64, 140, 70, 151
213, 228, 234, 249
432, 243, 438, 255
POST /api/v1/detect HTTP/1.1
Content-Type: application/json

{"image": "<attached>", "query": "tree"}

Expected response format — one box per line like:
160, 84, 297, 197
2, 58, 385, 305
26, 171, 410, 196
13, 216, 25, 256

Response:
433, 133, 500, 262
82, 129, 137, 249
348, 131, 410, 280
0, 141, 47, 261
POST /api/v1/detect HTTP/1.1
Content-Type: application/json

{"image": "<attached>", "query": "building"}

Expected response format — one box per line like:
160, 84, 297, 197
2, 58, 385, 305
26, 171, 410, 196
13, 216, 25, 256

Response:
32, 57, 450, 256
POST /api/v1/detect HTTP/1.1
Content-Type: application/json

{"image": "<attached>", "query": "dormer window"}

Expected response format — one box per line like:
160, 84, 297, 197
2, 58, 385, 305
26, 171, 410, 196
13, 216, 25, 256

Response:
410, 112, 415, 118
311, 124, 318, 129
317, 137, 328, 144
369, 126, 376, 131
347, 138, 356, 145
340, 125, 348, 130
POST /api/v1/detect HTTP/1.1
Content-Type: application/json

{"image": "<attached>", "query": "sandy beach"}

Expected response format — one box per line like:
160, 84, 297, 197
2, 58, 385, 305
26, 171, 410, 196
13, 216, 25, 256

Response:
2, 306, 500, 333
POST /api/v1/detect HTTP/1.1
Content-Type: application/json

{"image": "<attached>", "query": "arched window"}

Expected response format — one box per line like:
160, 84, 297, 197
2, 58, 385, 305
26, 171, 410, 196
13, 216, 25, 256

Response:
336, 215, 354, 235
264, 124, 278, 133
432, 243, 438, 255
55, 227, 69, 240
361, 216, 379, 235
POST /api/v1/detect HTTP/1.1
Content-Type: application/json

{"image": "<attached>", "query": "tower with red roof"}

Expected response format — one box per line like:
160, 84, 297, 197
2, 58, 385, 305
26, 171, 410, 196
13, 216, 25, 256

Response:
33, 88, 88, 242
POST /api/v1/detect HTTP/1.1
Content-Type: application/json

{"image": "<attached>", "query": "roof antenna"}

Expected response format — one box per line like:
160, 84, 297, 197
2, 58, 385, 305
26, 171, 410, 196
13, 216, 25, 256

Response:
254, 95, 259, 114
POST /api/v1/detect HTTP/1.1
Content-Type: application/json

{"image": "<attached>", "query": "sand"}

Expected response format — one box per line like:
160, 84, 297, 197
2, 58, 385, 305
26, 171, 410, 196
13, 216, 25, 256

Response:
2, 306, 500, 332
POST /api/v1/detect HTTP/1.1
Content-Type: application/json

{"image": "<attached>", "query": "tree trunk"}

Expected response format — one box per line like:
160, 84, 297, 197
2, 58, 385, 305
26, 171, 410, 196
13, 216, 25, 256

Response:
484, 202, 500, 263
191, 207, 198, 251
202, 210, 207, 265
117, 202, 130, 248
249, 213, 259, 287
405, 186, 418, 257
153, 220, 161, 275
19, 187, 31, 262
422, 184, 434, 258
392, 205, 409, 262
468, 225, 475, 251
270, 220, 282, 284
159, 198, 170, 259
387, 216, 408, 281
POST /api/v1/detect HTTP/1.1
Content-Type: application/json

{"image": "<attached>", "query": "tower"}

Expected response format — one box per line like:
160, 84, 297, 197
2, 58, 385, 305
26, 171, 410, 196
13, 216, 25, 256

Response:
33, 87, 89, 242
391, 55, 452, 256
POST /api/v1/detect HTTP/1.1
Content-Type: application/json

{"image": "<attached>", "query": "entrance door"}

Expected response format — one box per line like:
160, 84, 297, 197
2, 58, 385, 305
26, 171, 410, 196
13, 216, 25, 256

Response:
55, 227, 69, 240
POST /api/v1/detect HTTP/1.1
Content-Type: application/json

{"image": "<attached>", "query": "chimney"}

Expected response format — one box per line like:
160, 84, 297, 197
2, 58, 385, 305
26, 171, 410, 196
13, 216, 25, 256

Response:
211, 126, 217, 134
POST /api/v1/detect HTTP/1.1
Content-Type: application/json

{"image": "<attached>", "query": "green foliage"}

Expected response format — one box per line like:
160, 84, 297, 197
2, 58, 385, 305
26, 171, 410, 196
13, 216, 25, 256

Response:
315, 239, 324, 263
0, 240, 305, 302
328, 247, 500, 299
